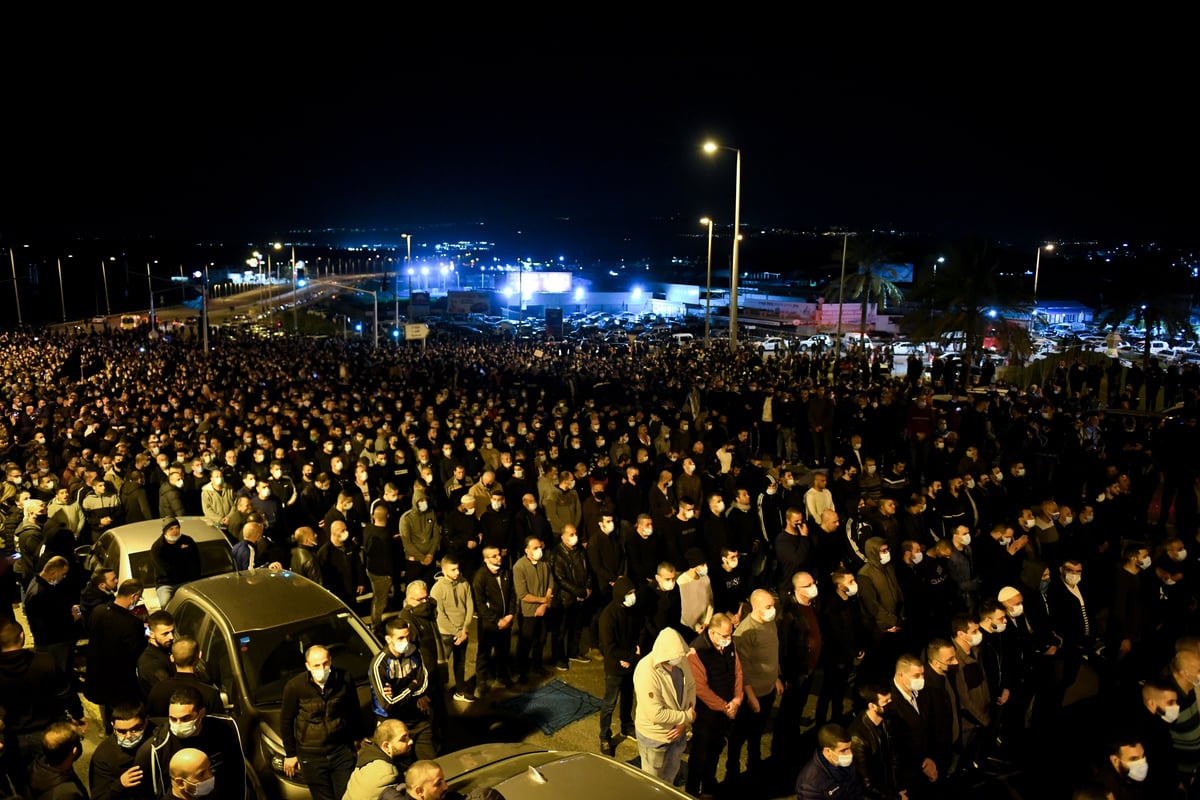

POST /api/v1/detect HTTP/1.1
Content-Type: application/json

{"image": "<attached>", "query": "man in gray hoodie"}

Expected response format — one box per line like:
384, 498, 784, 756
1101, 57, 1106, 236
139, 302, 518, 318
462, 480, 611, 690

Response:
633, 628, 696, 784
430, 554, 475, 702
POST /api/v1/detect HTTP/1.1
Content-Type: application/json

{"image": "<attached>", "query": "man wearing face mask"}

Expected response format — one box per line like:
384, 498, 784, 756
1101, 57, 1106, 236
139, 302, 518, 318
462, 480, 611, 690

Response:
598, 576, 641, 756
280, 645, 365, 800
512, 536, 555, 683
399, 492, 441, 590
1097, 738, 1151, 799
165, 749, 213, 800
886, 654, 939, 795
548, 525, 591, 671
631, 628, 696, 785
1125, 681, 1183, 797
795, 724, 865, 800
729, 589, 783, 777
922, 639, 961, 782
950, 613, 992, 770
134, 686, 244, 800
677, 548, 714, 634
856, 538, 904, 684
89, 703, 157, 800
774, 572, 821, 757
342, 720, 413, 800
471, 546, 515, 698
847, 684, 902, 800
1047, 559, 1092, 725
820, 570, 867, 728
150, 518, 201, 609
368, 618, 433, 759
686, 613, 742, 796
625, 514, 662, 589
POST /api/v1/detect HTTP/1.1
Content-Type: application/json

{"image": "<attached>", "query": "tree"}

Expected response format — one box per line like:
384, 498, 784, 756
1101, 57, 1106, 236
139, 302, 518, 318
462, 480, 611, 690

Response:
903, 237, 1032, 387
1095, 249, 1196, 370
823, 236, 905, 347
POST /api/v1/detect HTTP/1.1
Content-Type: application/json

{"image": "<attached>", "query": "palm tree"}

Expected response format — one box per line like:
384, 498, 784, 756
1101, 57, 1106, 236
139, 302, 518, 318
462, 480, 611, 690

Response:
1095, 249, 1196, 369
823, 237, 905, 346
904, 236, 1032, 383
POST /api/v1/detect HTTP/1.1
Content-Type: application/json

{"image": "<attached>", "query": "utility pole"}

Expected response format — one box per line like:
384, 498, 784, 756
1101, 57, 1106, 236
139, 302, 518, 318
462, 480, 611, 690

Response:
9, 249, 21, 326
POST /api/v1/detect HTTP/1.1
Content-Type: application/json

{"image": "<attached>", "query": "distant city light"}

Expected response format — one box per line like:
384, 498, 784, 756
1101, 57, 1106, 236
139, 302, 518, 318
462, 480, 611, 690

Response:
631, 287, 642, 300
574, 287, 585, 301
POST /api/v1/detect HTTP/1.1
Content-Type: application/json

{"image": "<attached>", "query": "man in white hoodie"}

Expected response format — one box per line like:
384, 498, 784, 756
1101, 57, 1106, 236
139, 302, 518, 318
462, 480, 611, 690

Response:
632, 628, 696, 784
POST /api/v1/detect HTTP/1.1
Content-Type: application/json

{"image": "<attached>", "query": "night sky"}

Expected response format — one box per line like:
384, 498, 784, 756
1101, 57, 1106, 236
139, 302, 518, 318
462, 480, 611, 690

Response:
4, 41, 1194, 251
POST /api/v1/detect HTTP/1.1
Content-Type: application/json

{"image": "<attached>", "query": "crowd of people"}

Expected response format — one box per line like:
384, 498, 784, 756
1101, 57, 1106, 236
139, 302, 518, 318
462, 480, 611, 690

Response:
0, 324, 1198, 800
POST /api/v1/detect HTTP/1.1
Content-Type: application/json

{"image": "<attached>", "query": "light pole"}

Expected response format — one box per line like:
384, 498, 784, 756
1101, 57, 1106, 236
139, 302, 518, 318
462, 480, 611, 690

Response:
700, 217, 714, 344
703, 141, 742, 352
57, 258, 66, 323
1031, 243, 1055, 331
101, 259, 112, 317
9, 249, 22, 326
835, 233, 848, 355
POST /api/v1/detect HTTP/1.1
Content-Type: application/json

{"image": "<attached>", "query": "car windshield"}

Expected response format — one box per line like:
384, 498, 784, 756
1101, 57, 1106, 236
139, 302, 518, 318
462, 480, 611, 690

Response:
235, 611, 378, 706
128, 540, 234, 586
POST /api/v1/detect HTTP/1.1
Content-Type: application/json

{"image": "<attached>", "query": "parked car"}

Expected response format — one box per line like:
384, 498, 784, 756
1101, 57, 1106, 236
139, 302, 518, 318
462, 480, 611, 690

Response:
168, 571, 382, 800
439, 743, 693, 800
77, 516, 236, 612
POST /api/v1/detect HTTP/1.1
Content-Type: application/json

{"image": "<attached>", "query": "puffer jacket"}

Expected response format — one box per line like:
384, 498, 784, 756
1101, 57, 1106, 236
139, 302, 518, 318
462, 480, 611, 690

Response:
279, 667, 363, 756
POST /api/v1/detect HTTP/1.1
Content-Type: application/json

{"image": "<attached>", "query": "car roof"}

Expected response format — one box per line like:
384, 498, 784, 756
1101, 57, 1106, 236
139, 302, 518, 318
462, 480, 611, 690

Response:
106, 516, 230, 551
170, 570, 352, 633
441, 746, 690, 800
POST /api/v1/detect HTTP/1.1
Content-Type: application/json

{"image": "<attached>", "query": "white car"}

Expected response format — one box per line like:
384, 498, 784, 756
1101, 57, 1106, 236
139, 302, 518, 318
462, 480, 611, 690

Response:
77, 516, 236, 612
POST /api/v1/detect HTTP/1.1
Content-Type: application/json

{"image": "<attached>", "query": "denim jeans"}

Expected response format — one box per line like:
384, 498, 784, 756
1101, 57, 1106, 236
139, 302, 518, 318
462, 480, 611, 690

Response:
297, 745, 356, 800
599, 672, 633, 741
637, 733, 686, 785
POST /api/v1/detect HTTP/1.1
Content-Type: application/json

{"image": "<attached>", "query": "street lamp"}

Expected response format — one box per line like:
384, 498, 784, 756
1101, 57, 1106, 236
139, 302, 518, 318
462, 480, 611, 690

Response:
700, 217, 714, 344
703, 141, 742, 352
1031, 243, 1056, 330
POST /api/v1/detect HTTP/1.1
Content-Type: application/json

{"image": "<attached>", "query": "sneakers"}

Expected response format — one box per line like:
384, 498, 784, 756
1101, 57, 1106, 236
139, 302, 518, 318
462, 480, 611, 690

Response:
600, 739, 615, 757
452, 691, 476, 703
555, 662, 570, 671
569, 654, 591, 663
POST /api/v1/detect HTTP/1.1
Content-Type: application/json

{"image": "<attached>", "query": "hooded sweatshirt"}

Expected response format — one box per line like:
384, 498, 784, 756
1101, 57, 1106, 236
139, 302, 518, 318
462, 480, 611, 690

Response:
633, 628, 697, 743
599, 576, 641, 675
857, 536, 903, 633
431, 571, 475, 638
399, 492, 441, 561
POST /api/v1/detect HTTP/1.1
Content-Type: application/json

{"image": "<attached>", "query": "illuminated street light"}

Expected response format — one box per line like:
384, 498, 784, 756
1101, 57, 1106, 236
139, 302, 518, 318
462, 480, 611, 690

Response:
700, 217, 714, 344
1030, 243, 1056, 331
703, 141, 742, 351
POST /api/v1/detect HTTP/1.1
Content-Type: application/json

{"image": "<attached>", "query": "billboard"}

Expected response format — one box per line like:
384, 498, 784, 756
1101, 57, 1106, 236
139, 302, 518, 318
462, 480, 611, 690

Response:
501, 272, 572, 294
448, 291, 492, 314
545, 308, 563, 339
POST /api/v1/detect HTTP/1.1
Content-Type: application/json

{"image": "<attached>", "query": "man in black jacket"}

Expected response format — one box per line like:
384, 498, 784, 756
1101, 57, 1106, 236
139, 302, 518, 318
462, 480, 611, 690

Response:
549, 524, 592, 670
848, 684, 902, 800
89, 703, 157, 800
922, 639, 962, 784
597, 576, 641, 756
86, 580, 148, 729
471, 545, 516, 699
280, 645, 366, 800
149, 519, 201, 609
0, 619, 86, 764
885, 653, 940, 797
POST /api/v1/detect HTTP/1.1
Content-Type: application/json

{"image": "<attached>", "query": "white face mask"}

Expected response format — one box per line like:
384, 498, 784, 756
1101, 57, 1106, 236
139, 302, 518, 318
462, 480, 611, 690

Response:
1125, 757, 1149, 782
1139, 556, 1152, 570
417, 500, 429, 512
1175, 549, 1189, 562
911, 551, 923, 564
908, 677, 925, 693
1163, 704, 1182, 723
188, 776, 216, 797
566, 535, 579, 547
661, 579, 676, 591
1009, 604, 1024, 618
801, 585, 819, 599
761, 607, 776, 622
969, 631, 983, 647
530, 548, 543, 562
958, 533, 972, 546
696, 565, 708, 577
992, 621, 1007, 633
879, 552, 892, 565
170, 719, 199, 739
836, 752, 854, 768
623, 594, 637, 608
310, 667, 330, 685
844, 582, 858, 596
1065, 572, 1082, 587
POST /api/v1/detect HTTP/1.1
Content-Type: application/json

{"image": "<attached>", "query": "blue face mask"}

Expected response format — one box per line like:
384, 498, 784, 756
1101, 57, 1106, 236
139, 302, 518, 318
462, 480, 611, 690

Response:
1039, 578, 1051, 593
